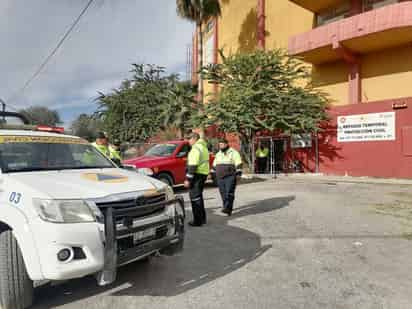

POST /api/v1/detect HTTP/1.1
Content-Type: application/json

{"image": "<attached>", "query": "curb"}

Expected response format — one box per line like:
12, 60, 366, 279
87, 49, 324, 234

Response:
242, 173, 412, 186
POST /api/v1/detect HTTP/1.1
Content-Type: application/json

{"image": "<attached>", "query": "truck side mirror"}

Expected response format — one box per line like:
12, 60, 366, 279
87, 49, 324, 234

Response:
176, 152, 188, 158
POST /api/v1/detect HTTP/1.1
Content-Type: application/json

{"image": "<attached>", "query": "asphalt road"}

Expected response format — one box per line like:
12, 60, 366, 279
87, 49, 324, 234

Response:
33, 178, 412, 309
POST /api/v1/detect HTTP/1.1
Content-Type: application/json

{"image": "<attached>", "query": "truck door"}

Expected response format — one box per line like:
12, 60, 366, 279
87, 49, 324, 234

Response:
175, 143, 190, 184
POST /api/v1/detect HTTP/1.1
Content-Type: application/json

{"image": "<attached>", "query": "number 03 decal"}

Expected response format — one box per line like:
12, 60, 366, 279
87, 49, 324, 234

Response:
9, 192, 22, 205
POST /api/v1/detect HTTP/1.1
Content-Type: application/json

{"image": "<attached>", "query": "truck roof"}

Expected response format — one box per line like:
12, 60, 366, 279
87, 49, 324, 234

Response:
0, 129, 82, 139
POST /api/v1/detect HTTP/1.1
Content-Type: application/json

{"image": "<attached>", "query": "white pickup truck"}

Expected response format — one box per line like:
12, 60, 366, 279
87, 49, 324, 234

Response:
0, 112, 185, 309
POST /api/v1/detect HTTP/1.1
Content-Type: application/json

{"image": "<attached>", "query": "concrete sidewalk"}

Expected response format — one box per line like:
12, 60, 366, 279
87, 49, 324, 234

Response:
244, 173, 412, 186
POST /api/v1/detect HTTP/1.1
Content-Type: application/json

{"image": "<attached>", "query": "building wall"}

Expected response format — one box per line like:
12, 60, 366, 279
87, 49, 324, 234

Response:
218, 0, 258, 54
295, 97, 412, 179
361, 45, 412, 103
209, 0, 412, 107
197, 0, 412, 178
312, 61, 349, 105
265, 1, 313, 49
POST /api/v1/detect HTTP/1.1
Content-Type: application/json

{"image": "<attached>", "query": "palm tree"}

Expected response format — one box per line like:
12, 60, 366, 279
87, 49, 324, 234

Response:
176, 0, 221, 107
162, 77, 197, 139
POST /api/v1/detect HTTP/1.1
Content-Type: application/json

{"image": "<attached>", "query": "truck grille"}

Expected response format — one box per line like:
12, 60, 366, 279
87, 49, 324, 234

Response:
96, 193, 166, 220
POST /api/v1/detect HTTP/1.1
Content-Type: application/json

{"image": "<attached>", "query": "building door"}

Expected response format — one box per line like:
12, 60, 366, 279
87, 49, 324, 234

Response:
272, 139, 287, 174
253, 137, 288, 174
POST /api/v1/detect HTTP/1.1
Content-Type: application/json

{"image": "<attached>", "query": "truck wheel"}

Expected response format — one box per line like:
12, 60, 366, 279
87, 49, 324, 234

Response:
157, 173, 173, 187
0, 230, 33, 309
211, 173, 218, 187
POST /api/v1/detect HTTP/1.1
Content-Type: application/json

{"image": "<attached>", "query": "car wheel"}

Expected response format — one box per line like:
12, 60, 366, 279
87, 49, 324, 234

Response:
0, 230, 33, 309
157, 173, 174, 187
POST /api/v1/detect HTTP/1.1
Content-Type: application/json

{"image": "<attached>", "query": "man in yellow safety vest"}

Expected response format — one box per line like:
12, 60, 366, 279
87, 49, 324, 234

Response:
212, 138, 242, 216
184, 132, 210, 227
255, 143, 269, 174
92, 132, 122, 165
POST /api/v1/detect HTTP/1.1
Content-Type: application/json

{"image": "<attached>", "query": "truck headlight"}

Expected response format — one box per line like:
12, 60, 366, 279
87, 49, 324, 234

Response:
137, 168, 154, 176
162, 185, 176, 217
33, 199, 102, 223
164, 185, 174, 201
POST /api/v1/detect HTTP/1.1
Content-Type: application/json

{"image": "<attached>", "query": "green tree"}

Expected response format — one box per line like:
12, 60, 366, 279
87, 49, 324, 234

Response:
176, 0, 221, 106
70, 114, 103, 141
199, 49, 329, 166
161, 78, 198, 138
97, 64, 172, 143
19, 106, 62, 126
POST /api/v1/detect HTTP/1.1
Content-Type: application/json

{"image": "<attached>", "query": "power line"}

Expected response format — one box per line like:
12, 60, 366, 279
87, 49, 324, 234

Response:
8, 0, 96, 103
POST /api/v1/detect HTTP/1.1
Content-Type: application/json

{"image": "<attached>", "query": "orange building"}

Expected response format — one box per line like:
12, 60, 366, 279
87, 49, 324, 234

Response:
192, 0, 412, 178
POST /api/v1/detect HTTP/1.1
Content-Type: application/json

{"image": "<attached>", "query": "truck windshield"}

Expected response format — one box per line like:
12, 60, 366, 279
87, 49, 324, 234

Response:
145, 144, 178, 157
0, 136, 114, 173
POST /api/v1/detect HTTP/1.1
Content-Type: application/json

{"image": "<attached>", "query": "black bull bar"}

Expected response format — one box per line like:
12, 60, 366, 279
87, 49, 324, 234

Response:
96, 195, 185, 286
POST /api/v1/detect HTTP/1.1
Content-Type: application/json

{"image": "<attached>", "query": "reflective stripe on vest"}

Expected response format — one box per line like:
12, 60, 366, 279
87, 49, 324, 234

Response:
215, 149, 239, 166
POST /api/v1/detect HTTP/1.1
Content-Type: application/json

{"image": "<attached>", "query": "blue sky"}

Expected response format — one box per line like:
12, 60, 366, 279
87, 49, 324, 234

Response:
0, 0, 194, 127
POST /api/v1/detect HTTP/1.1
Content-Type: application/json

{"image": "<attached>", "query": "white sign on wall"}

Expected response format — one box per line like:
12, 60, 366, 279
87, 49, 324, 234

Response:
337, 112, 395, 142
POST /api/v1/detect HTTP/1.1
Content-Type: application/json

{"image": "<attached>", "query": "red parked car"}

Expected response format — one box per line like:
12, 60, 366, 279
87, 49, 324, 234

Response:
123, 140, 215, 186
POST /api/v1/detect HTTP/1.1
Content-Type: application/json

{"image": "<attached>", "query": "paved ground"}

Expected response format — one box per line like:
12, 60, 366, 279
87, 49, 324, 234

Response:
33, 178, 412, 309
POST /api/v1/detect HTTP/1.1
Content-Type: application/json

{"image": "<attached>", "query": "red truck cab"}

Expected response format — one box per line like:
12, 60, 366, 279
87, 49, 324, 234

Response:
123, 140, 214, 186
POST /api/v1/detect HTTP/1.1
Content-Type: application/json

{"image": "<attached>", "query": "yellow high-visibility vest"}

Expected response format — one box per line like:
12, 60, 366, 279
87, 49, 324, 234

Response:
256, 147, 269, 158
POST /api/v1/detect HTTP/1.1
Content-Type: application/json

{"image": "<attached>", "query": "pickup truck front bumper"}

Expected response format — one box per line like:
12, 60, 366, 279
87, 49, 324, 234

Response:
96, 195, 185, 286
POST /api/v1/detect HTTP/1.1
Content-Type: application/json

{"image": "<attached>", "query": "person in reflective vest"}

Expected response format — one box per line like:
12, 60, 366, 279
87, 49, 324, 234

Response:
255, 143, 269, 174
109, 140, 122, 166
184, 132, 210, 227
92, 132, 122, 165
212, 138, 242, 216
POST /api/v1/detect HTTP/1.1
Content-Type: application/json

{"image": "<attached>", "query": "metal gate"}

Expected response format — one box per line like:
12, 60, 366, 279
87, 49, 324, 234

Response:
252, 137, 285, 175
252, 134, 319, 175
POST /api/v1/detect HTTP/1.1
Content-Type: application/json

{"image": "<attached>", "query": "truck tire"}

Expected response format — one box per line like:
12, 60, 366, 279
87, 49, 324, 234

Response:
211, 173, 218, 187
157, 173, 174, 187
0, 230, 33, 309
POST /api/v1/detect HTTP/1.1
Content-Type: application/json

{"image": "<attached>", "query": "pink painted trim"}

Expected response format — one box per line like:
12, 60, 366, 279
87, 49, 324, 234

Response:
214, 17, 219, 95
289, 2, 412, 56
333, 96, 412, 111
348, 62, 361, 104
257, 0, 266, 50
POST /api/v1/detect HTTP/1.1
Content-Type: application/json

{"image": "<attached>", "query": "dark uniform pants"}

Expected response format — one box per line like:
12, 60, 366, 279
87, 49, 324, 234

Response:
257, 157, 267, 173
217, 174, 237, 212
189, 174, 208, 224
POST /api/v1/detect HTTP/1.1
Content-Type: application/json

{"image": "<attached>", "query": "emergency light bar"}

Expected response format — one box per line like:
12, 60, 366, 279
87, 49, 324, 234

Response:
36, 125, 65, 133
0, 124, 65, 134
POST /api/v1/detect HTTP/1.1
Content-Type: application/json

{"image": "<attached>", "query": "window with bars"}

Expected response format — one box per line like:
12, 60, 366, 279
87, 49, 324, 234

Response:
315, 0, 400, 27
316, 2, 351, 26
363, 0, 398, 11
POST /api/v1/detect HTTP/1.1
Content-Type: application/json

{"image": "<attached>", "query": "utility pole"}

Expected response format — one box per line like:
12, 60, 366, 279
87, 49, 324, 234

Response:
0, 98, 6, 123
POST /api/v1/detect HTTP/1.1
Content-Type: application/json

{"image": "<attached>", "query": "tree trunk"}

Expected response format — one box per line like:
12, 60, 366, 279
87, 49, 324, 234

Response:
178, 126, 184, 139
239, 133, 253, 171
197, 18, 206, 139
